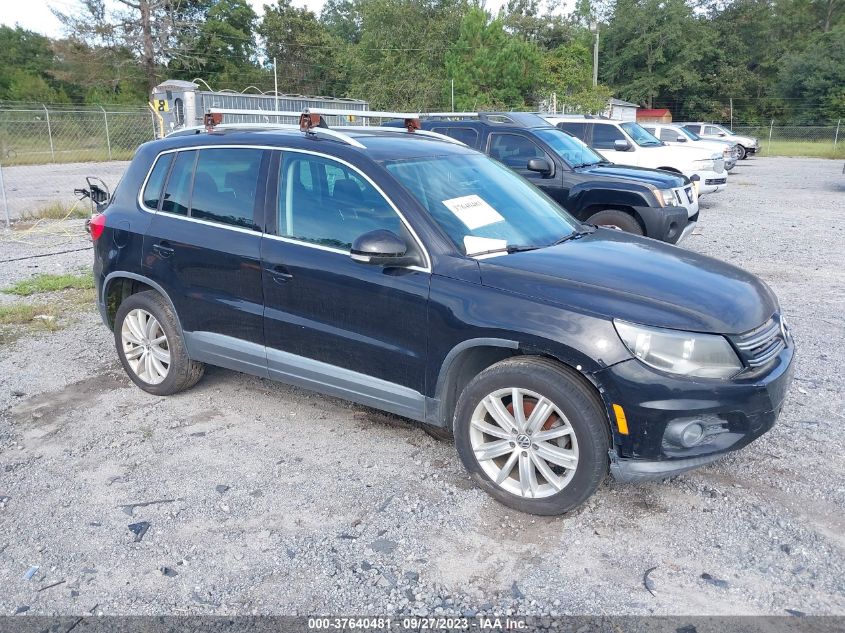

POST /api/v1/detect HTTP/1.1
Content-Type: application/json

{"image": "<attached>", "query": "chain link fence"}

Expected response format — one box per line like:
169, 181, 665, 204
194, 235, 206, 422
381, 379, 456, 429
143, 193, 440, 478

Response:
722, 120, 843, 157
1, 104, 156, 229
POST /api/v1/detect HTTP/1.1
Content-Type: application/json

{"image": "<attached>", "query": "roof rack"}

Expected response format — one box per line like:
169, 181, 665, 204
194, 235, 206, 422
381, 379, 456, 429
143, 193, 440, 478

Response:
201, 107, 467, 148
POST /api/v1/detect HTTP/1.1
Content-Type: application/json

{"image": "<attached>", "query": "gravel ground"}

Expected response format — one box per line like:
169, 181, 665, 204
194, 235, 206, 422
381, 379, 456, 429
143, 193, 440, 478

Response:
0, 156, 843, 617
1, 161, 129, 221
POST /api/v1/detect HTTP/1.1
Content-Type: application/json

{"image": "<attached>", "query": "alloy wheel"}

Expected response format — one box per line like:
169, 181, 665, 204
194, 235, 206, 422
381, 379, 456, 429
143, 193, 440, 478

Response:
469, 388, 579, 498
121, 308, 171, 384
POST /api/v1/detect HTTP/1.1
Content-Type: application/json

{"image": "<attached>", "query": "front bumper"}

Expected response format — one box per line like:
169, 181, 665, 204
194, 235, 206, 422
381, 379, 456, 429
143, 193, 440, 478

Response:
694, 169, 728, 194
595, 339, 795, 476
633, 204, 690, 244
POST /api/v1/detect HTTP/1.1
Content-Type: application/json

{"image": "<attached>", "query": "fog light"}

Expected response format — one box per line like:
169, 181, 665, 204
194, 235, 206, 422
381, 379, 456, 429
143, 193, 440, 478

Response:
680, 423, 704, 447
665, 419, 706, 448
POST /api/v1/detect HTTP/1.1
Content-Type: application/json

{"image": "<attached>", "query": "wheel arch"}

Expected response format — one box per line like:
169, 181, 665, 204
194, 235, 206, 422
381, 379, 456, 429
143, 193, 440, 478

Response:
431, 338, 611, 434
103, 272, 183, 338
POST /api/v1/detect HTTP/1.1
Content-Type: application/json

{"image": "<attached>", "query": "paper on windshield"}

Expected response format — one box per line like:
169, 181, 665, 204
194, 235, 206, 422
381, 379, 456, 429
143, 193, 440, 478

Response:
442, 195, 504, 230
464, 235, 507, 256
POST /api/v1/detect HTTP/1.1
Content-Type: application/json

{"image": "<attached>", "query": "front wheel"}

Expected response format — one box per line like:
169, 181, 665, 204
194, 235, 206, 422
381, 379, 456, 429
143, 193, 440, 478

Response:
454, 357, 610, 515
585, 209, 643, 235
114, 290, 204, 396
736, 145, 747, 160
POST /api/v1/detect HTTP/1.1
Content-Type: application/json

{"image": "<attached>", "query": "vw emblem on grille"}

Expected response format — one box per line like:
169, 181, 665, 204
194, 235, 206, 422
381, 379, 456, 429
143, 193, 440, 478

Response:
516, 434, 532, 449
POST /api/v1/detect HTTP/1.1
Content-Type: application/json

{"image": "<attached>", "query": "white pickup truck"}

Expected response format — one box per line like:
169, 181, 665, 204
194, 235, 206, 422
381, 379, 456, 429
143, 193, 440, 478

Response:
641, 122, 739, 172
679, 123, 759, 160
545, 116, 728, 195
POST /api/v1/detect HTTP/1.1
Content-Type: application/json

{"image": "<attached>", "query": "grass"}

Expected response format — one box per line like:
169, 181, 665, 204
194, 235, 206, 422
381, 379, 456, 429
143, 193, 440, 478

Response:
17, 201, 90, 222
758, 140, 845, 159
4, 272, 94, 296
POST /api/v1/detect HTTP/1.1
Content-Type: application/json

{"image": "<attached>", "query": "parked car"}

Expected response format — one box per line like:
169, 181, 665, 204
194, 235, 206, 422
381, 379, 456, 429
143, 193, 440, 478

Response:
680, 123, 759, 160
385, 112, 698, 243
91, 122, 794, 515
545, 116, 728, 195
640, 122, 739, 172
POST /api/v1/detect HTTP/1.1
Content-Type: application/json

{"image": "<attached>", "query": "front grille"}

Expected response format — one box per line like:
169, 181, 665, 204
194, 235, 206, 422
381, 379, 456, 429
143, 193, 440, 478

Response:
731, 317, 786, 369
705, 178, 727, 185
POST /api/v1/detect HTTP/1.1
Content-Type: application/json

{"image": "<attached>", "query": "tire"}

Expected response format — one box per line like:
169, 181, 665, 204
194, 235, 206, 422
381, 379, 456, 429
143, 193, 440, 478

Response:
113, 290, 204, 396
585, 209, 644, 236
454, 356, 610, 515
422, 424, 454, 442
736, 145, 747, 160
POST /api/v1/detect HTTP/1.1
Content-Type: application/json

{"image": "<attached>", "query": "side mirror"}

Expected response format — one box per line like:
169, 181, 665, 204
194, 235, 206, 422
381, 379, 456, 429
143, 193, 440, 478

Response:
614, 139, 631, 151
718, 132, 726, 137
350, 230, 415, 266
527, 157, 553, 176
676, 135, 687, 143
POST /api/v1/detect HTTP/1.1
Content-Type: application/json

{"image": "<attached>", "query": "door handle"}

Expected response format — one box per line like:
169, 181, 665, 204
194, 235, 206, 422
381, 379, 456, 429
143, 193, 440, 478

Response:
265, 265, 293, 284
153, 242, 174, 259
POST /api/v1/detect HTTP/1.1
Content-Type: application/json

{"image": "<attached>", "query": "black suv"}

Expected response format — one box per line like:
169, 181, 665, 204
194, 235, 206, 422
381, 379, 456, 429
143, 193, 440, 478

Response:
91, 122, 794, 515
387, 112, 698, 243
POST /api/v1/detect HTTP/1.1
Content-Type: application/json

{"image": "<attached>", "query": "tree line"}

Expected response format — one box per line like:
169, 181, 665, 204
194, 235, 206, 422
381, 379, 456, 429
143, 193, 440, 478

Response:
0, 0, 842, 123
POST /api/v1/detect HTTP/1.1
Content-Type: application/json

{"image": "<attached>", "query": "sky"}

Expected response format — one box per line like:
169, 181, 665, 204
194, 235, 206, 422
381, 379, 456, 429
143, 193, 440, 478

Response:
2, 0, 513, 39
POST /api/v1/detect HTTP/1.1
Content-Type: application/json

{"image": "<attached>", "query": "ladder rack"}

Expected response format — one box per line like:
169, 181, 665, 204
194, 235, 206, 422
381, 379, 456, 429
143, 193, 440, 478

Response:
199, 107, 467, 148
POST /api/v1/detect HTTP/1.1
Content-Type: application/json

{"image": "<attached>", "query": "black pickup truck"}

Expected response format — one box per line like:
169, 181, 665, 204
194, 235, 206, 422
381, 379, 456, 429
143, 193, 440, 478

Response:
391, 112, 699, 243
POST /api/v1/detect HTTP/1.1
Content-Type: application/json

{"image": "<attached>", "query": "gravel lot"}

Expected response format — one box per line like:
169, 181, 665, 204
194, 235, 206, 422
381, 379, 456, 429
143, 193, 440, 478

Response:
0, 156, 843, 617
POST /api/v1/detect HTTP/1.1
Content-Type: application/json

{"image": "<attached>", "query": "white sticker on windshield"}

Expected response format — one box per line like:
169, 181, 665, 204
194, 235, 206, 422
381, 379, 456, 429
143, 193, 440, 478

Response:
464, 236, 508, 257
442, 195, 504, 230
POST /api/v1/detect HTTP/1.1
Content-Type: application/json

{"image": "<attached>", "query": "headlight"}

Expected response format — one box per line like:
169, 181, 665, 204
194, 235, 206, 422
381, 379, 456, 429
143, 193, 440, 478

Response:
656, 188, 676, 206
614, 320, 742, 379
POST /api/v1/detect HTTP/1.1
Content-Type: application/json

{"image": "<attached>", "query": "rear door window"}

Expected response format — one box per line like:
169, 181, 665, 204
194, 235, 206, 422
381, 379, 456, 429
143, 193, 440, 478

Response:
142, 153, 173, 210
591, 124, 626, 149
557, 122, 588, 140
191, 148, 263, 230
160, 150, 196, 216
432, 127, 479, 147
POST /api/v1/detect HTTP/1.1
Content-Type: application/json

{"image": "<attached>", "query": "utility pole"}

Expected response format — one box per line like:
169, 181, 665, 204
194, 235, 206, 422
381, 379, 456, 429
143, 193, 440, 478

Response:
273, 57, 279, 111
591, 20, 600, 88
730, 98, 733, 130
451, 79, 454, 112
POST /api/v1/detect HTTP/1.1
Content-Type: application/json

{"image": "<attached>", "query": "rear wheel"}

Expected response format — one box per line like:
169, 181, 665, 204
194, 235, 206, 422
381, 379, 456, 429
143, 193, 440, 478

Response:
454, 357, 610, 515
586, 209, 643, 235
114, 291, 204, 396
736, 145, 747, 160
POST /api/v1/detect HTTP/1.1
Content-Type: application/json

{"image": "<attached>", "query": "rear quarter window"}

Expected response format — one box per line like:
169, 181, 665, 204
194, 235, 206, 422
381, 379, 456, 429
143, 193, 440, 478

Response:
161, 150, 196, 216
142, 153, 173, 210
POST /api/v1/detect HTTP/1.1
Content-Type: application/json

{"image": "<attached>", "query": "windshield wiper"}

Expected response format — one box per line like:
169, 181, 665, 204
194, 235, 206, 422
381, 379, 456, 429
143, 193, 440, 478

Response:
467, 244, 542, 257
551, 226, 596, 246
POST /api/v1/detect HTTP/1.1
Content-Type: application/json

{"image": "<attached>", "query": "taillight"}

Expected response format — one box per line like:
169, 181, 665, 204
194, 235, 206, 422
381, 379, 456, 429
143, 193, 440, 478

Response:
89, 213, 106, 241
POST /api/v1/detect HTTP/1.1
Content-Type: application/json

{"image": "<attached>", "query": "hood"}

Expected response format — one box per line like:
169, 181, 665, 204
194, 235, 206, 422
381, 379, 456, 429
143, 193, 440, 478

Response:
478, 229, 778, 335
579, 163, 688, 188
730, 134, 757, 145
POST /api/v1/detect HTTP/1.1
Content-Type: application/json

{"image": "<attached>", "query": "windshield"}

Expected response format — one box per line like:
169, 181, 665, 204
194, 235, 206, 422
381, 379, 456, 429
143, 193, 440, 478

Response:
533, 128, 605, 167
384, 154, 580, 256
620, 122, 663, 147
677, 127, 701, 141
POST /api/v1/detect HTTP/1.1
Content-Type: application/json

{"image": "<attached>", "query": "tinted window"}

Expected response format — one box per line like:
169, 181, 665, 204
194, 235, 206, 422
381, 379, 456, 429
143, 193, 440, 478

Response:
488, 134, 546, 169
279, 153, 402, 250
557, 122, 588, 140
161, 150, 196, 216
432, 127, 479, 146
143, 153, 173, 210
683, 124, 700, 134
191, 148, 263, 230
591, 123, 626, 149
